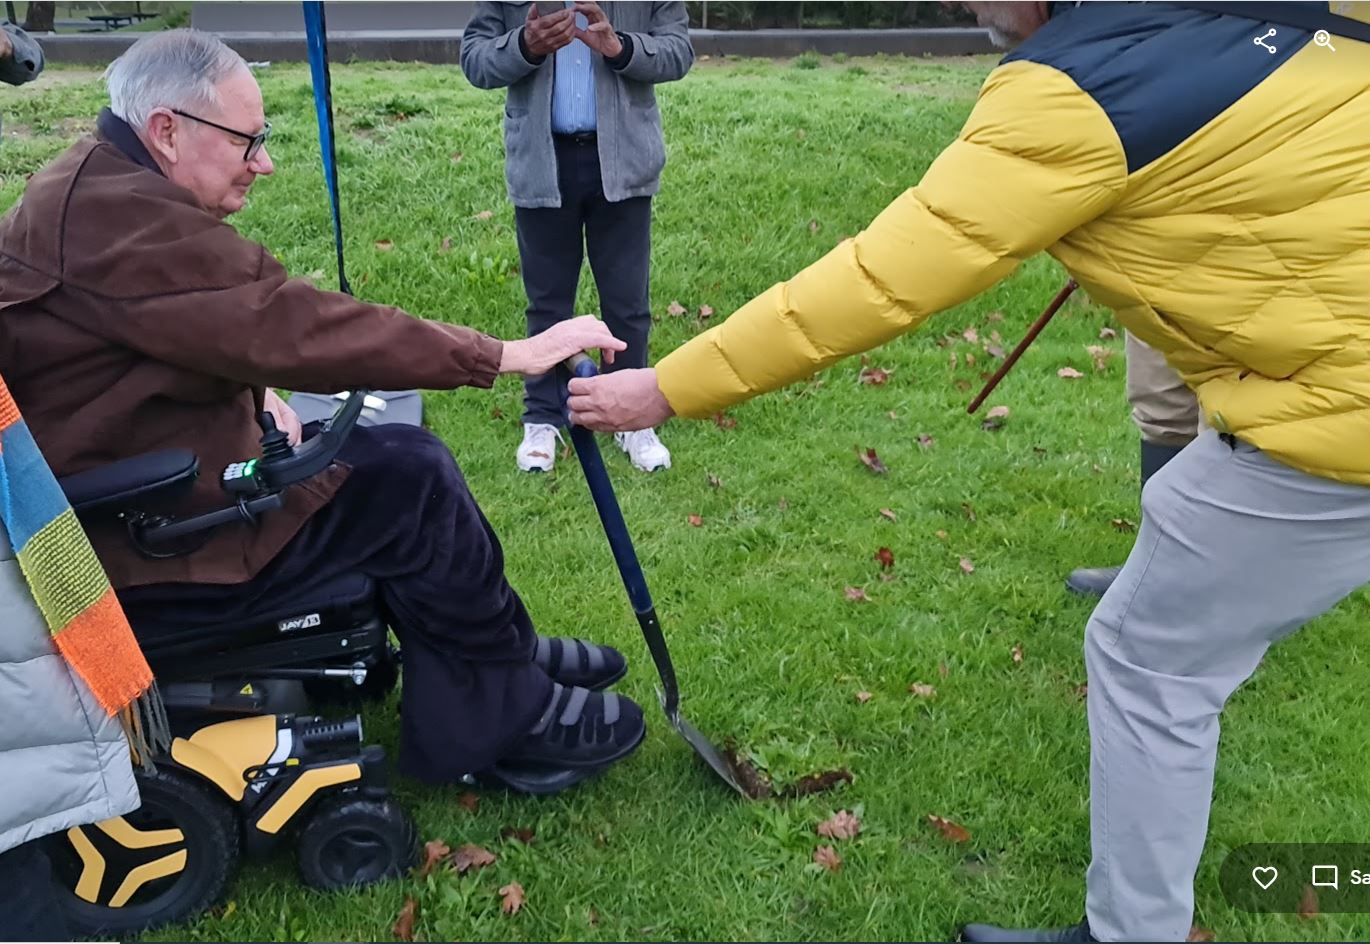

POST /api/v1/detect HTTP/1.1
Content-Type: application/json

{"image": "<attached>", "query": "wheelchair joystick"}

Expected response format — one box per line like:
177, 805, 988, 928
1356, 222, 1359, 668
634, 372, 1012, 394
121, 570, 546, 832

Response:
257, 412, 294, 463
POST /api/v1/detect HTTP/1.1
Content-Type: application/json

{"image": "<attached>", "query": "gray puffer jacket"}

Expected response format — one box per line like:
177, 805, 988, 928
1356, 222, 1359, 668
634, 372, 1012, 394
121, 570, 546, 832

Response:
0, 519, 138, 854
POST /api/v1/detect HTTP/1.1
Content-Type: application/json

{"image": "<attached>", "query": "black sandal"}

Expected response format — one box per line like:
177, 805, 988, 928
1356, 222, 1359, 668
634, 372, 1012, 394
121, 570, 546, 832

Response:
501, 683, 645, 770
533, 635, 627, 690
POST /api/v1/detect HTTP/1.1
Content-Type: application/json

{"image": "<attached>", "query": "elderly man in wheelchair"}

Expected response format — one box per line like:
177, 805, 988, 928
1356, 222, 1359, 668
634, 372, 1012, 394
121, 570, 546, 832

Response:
0, 26, 645, 828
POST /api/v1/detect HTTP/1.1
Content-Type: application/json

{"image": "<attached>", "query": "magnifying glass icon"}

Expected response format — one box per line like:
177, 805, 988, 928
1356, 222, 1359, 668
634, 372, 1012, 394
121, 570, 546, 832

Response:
1315, 28, 1337, 51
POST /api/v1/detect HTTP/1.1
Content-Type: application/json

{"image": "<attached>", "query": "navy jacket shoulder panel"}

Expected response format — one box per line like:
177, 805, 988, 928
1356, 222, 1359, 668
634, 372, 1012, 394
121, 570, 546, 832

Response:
1004, 2, 1311, 172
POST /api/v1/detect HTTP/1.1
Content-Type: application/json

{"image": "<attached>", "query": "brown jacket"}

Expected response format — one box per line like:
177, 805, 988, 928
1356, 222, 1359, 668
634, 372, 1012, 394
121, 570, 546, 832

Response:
0, 113, 504, 588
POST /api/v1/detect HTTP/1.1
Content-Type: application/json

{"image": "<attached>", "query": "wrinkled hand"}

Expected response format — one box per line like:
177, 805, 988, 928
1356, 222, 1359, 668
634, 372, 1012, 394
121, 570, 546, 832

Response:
263, 388, 303, 446
499, 314, 626, 377
567, 367, 674, 431
524, 4, 577, 58
573, 2, 623, 58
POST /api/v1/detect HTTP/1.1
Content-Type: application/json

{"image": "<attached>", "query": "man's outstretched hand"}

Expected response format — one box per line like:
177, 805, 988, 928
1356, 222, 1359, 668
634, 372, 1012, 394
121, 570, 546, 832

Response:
567, 367, 674, 431
499, 314, 626, 377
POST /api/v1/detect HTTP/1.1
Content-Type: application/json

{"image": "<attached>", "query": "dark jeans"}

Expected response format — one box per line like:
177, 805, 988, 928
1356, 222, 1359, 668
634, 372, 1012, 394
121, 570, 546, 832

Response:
517, 133, 653, 426
0, 840, 70, 942
119, 424, 554, 782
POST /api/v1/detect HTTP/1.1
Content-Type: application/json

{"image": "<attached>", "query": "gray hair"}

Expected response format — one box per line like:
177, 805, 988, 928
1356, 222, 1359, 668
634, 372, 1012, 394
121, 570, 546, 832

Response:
104, 29, 247, 130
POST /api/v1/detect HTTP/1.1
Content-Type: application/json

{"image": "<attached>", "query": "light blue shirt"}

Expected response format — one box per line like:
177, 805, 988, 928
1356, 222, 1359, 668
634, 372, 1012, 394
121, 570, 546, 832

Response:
550, 2, 597, 134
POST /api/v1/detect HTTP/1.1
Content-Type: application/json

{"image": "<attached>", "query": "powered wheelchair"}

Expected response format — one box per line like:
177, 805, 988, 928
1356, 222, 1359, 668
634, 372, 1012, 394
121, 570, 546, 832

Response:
42, 390, 577, 935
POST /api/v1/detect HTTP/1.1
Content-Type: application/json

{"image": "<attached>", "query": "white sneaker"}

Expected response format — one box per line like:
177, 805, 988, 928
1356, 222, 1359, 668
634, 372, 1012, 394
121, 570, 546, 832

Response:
615, 428, 671, 472
517, 423, 561, 472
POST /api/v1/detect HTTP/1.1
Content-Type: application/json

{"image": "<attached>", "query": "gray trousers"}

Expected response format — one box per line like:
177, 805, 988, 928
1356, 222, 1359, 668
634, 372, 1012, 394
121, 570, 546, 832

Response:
1084, 429, 1370, 940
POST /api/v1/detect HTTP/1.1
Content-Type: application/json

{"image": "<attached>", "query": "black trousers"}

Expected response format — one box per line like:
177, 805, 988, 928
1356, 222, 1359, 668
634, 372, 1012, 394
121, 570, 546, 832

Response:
0, 840, 70, 942
119, 424, 554, 782
517, 133, 653, 426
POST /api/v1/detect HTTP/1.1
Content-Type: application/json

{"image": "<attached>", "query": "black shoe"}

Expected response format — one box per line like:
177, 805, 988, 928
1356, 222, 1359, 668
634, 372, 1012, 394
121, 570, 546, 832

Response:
502, 683, 645, 769
959, 919, 1094, 942
1065, 565, 1121, 597
534, 635, 627, 690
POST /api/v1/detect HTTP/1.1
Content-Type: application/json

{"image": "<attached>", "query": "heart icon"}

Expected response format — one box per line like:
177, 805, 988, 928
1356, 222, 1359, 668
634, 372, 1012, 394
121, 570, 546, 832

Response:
1252, 866, 1279, 890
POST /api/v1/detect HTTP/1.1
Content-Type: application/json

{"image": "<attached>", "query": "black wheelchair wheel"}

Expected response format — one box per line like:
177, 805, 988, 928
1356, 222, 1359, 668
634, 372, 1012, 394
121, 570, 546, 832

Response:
46, 765, 239, 936
296, 792, 418, 890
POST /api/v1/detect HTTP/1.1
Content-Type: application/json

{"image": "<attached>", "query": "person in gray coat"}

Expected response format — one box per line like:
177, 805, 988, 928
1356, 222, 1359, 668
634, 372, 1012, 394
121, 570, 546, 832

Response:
0, 33, 120, 944
460, 1, 692, 474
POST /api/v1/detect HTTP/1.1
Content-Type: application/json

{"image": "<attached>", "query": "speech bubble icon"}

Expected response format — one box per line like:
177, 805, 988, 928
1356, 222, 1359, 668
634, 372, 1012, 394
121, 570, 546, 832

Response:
1252, 866, 1279, 890
1312, 865, 1339, 890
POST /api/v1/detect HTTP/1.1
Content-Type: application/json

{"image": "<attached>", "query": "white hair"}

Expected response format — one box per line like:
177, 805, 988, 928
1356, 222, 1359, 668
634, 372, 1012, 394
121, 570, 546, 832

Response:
104, 29, 247, 130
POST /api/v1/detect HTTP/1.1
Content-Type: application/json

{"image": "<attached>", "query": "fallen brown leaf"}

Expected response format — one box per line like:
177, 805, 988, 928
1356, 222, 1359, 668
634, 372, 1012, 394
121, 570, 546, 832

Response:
857, 447, 889, 474
938, 661, 950, 679
419, 838, 451, 877
935, 529, 948, 540
500, 882, 526, 915
1186, 926, 1215, 942
589, 905, 601, 927
1111, 517, 1135, 532
817, 809, 862, 840
808, 218, 821, 234
708, 473, 723, 489
457, 790, 480, 813
452, 843, 497, 875
887, 410, 899, 419
879, 507, 898, 522
859, 366, 892, 385
917, 434, 935, 449
1074, 683, 1089, 699
814, 845, 843, 872
698, 304, 715, 320
927, 814, 971, 843
962, 327, 979, 343
844, 586, 870, 602
473, 209, 494, 221
687, 514, 703, 527
986, 405, 1010, 420
986, 311, 1005, 322
450, 151, 464, 163
959, 558, 975, 574
713, 412, 737, 429
875, 546, 895, 571
965, 352, 977, 367
500, 826, 536, 844
1299, 883, 1319, 920
393, 896, 419, 941
1099, 326, 1118, 340
1057, 366, 1085, 379
962, 502, 976, 521
948, 350, 959, 368
909, 682, 937, 698
985, 343, 1006, 359
1011, 643, 1025, 664
374, 239, 394, 251
440, 235, 454, 253
854, 690, 873, 704
667, 300, 687, 317
1086, 344, 1115, 371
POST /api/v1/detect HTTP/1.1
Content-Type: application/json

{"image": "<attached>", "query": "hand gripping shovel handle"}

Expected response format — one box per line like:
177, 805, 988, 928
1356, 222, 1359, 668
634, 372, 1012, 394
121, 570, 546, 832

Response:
562, 354, 749, 796
563, 353, 681, 718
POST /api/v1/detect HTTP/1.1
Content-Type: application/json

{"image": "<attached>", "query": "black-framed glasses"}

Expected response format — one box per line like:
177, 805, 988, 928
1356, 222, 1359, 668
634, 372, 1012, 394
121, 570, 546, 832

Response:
171, 108, 272, 161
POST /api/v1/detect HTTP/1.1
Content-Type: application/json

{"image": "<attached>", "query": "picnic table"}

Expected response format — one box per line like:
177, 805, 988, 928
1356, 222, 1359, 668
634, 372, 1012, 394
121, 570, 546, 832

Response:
85, 13, 135, 30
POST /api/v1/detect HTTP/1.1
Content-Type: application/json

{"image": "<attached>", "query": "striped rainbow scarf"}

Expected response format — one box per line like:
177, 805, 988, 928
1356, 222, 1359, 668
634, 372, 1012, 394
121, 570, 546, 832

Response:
0, 375, 166, 763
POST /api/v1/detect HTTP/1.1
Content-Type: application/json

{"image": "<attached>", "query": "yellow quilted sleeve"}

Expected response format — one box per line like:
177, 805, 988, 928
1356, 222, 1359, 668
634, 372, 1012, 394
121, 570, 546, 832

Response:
657, 60, 1129, 418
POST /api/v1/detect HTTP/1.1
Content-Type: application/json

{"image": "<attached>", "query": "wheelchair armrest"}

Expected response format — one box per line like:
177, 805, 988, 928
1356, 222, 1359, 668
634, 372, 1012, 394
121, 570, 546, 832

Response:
59, 449, 200, 517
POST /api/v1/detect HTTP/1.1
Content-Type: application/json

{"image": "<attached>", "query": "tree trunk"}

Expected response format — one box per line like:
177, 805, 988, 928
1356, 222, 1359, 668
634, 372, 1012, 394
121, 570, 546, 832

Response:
23, 1, 55, 32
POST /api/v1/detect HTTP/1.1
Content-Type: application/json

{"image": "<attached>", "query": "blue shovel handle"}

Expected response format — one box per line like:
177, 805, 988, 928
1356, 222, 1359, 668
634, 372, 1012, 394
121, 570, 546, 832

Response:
562, 353, 681, 717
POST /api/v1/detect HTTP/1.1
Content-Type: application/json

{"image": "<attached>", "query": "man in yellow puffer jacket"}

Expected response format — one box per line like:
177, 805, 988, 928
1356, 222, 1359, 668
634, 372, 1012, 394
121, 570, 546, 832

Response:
570, 2, 1370, 940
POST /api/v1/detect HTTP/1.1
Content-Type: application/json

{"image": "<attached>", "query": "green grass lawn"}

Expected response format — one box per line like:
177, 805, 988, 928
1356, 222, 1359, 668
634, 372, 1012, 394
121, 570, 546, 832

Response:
5, 56, 1370, 942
